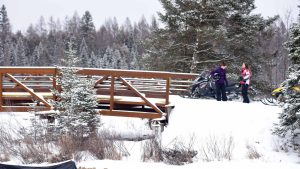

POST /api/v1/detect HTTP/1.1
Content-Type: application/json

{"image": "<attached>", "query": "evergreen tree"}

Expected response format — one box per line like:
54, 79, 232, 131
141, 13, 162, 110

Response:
26, 24, 41, 57
0, 5, 11, 65
111, 49, 119, 69
145, 0, 277, 73
32, 42, 51, 66
64, 12, 81, 43
31, 46, 39, 66
53, 35, 65, 66
61, 37, 79, 67
8, 42, 15, 66
54, 38, 100, 136
102, 47, 113, 68
89, 51, 97, 68
15, 37, 27, 66
275, 7, 300, 148
130, 46, 140, 70
35, 16, 47, 37
79, 38, 89, 67
80, 11, 96, 51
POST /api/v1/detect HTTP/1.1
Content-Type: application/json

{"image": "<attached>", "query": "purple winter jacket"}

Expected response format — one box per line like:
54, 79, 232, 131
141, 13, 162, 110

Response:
210, 67, 228, 86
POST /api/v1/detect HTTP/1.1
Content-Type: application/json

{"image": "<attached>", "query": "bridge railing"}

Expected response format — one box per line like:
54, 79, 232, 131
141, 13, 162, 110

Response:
0, 67, 197, 119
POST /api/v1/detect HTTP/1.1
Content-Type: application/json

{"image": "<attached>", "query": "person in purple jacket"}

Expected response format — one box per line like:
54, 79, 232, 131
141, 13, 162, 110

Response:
210, 61, 228, 101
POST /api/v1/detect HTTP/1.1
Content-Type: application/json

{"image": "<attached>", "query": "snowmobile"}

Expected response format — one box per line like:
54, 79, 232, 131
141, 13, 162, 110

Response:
188, 71, 241, 100
271, 85, 300, 98
260, 84, 300, 105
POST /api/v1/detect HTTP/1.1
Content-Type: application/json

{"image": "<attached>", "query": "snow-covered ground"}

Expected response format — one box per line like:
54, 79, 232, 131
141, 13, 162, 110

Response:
1, 96, 300, 168
79, 96, 300, 168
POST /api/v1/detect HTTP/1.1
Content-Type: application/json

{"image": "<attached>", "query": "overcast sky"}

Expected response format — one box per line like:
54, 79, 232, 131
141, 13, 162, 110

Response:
1, 0, 299, 32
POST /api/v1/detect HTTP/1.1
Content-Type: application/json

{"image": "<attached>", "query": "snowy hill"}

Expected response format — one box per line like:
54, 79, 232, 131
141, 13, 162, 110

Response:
1, 96, 300, 168
79, 96, 300, 168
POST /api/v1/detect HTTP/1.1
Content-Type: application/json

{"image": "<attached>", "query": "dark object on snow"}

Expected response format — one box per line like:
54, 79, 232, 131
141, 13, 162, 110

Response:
188, 71, 240, 100
0, 161, 76, 169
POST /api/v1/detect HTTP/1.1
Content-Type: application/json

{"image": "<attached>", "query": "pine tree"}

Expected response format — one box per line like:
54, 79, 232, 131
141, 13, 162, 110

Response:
89, 51, 97, 68
64, 12, 81, 42
61, 37, 79, 67
34, 42, 50, 66
0, 5, 12, 65
275, 7, 300, 146
35, 16, 47, 37
15, 37, 27, 66
54, 38, 100, 136
53, 37, 65, 66
102, 47, 113, 68
112, 49, 121, 69
79, 38, 89, 67
130, 46, 140, 70
9, 42, 16, 66
80, 11, 96, 51
31, 46, 39, 66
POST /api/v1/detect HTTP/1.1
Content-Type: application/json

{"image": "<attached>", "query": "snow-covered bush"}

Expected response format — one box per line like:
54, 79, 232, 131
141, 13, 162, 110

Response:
141, 138, 162, 162
0, 120, 54, 164
142, 136, 198, 165
162, 140, 197, 165
198, 135, 235, 162
246, 143, 262, 159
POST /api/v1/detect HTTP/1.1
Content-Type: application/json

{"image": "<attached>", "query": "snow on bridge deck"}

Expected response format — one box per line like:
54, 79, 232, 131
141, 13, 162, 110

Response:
0, 67, 197, 121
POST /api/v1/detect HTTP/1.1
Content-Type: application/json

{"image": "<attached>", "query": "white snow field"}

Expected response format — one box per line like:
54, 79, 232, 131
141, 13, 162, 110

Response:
1, 96, 300, 168
79, 96, 300, 169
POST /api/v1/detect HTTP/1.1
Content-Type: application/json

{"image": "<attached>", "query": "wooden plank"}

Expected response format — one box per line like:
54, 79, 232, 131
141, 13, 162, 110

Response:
0, 67, 56, 74
13, 76, 53, 78
110, 76, 114, 111
78, 68, 198, 79
119, 76, 164, 116
97, 86, 165, 90
0, 67, 197, 80
166, 77, 171, 105
95, 75, 109, 86
4, 81, 53, 83
96, 89, 166, 98
0, 73, 2, 111
3, 92, 53, 100
98, 99, 166, 107
3, 84, 53, 88
100, 110, 161, 119
53, 68, 57, 101
5, 74, 52, 108
1, 106, 52, 112
124, 78, 193, 83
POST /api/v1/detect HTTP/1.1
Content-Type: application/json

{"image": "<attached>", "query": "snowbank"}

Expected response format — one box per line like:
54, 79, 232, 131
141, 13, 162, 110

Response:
1, 96, 300, 168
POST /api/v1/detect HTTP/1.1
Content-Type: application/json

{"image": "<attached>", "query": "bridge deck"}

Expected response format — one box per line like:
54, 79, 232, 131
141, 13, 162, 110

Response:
0, 67, 197, 120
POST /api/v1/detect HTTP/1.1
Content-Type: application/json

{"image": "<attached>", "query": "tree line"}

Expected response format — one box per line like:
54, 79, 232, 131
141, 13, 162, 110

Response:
0, 1, 293, 91
0, 5, 156, 70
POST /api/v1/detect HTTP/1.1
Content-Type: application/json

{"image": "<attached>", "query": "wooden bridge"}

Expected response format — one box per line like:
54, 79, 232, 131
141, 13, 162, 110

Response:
0, 67, 197, 123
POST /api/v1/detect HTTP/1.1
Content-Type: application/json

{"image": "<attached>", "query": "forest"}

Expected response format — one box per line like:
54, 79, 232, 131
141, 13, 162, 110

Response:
0, 0, 293, 92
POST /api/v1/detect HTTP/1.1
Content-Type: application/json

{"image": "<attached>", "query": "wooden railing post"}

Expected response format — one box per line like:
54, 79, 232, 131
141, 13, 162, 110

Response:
110, 76, 115, 111
0, 73, 2, 111
53, 67, 57, 101
166, 77, 171, 105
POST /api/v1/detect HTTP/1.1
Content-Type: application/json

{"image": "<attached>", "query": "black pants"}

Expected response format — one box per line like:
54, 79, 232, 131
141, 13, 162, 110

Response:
242, 84, 250, 103
216, 83, 227, 101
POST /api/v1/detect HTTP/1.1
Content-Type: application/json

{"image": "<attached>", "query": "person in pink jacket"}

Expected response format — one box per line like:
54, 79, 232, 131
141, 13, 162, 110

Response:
240, 63, 251, 103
